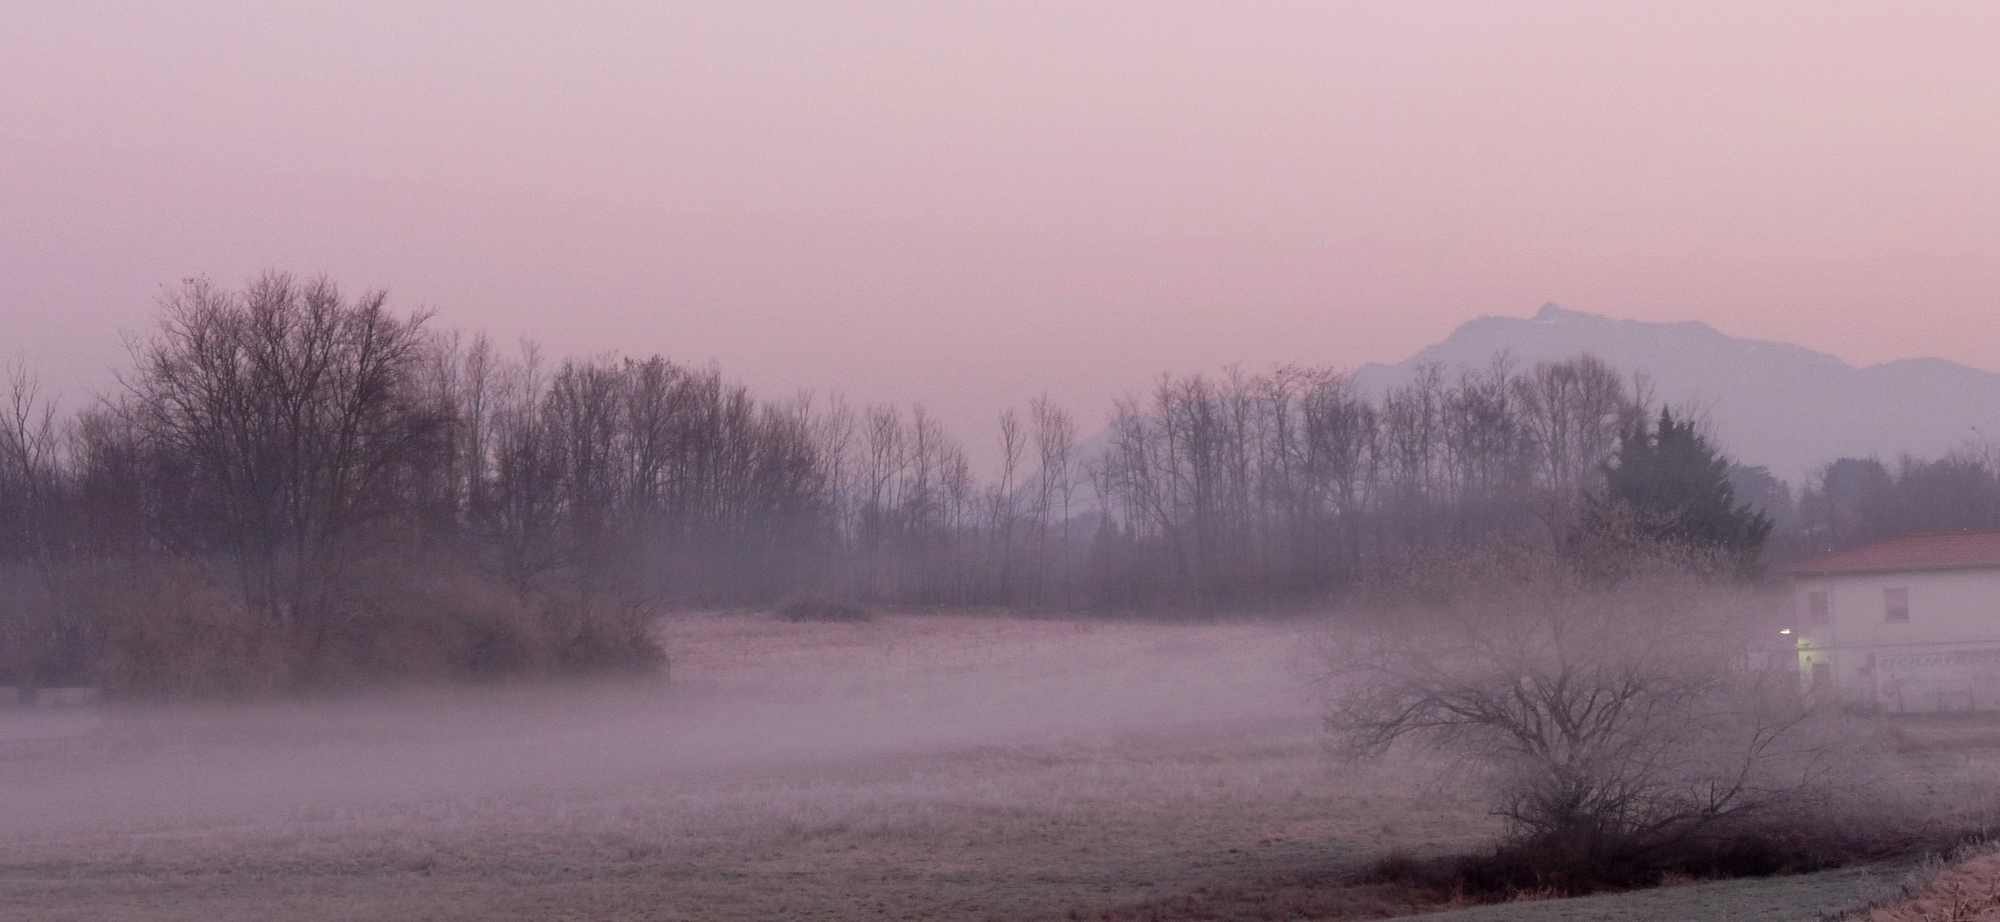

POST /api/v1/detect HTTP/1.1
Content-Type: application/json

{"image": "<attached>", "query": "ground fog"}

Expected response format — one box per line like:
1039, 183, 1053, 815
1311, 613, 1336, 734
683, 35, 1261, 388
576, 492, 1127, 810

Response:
0, 611, 1497, 921
3, 610, 1987, 922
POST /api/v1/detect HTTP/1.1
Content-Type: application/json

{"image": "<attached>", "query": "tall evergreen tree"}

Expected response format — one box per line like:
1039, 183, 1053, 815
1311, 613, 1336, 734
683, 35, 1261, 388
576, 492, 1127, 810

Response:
1584, 408, 1773, 577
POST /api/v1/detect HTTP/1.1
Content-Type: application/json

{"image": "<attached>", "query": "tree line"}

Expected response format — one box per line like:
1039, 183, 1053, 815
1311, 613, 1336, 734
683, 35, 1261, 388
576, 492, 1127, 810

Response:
1780, 452, 2000, 553
0, 272, 1965, 698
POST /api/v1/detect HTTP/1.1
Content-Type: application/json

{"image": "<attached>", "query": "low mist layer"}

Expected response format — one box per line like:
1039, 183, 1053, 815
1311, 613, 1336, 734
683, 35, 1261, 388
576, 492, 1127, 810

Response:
2, 613, 1450, 921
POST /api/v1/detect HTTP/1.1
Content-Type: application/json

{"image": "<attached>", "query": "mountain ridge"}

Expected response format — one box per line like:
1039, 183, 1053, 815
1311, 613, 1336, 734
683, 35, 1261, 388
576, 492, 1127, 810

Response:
1349, 304, 2000, 483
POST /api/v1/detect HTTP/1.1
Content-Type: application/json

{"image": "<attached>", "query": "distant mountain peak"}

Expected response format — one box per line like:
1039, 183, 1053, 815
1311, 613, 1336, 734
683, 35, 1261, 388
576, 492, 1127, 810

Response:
1533, 302, 1593, 322
1350, 303, 2000, 482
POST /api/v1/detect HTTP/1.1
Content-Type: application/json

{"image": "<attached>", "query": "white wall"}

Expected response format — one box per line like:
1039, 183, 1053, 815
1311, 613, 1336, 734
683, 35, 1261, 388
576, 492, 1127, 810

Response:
1790, 567, 2000, 712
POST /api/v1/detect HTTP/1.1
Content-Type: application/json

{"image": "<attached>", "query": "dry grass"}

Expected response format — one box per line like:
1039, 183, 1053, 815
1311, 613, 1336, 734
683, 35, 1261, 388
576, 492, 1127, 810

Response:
1386, 866, 1899, 922
1840, 845, 2000, 922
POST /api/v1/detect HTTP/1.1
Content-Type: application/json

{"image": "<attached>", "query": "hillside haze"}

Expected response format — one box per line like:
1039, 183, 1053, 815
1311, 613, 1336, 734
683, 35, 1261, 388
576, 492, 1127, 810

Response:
1351, 303, 2000, 483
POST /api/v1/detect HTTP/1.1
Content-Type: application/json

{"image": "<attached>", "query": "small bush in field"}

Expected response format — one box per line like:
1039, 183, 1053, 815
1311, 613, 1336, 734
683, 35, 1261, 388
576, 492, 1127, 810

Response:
774, 598, 871, 623
1319, 544, 1865, 894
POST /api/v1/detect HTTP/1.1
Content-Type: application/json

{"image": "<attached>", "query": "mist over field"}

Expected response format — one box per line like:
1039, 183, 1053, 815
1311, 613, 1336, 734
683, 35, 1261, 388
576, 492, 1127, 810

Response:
5, 616, 1311, 837
5, 601, 1989, 921
2, 615, 1398, 921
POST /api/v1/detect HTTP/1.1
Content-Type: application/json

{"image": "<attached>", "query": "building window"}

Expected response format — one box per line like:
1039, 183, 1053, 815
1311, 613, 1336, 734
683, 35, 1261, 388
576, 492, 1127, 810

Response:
1806, 591, 1830, 625
1884, 587, 1910, 623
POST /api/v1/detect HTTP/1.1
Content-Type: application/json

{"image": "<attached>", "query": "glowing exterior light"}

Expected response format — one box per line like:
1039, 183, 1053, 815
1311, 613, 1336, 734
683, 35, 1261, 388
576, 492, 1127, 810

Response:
1779, 628, 1793, 635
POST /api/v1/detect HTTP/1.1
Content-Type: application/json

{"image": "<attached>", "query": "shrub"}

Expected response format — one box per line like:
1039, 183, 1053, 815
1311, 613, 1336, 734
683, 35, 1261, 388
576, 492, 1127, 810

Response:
317, 562, 554, 684
85, 556, 668, 699
1319, 545, 1856, 890
535, 583, 668, 675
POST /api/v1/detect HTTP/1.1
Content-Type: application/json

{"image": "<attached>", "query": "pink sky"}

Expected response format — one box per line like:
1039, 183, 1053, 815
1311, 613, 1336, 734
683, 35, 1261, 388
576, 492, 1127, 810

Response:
4, 1, 1998, 465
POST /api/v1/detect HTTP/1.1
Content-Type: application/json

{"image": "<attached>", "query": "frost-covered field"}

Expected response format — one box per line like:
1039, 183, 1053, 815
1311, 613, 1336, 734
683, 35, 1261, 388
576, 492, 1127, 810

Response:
0, 611, 1482, 921
0, 611, 1936, 921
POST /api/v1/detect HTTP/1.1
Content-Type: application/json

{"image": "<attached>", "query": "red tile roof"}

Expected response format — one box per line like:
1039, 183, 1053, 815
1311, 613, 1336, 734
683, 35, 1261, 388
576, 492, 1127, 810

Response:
1782, 530, 2000, 576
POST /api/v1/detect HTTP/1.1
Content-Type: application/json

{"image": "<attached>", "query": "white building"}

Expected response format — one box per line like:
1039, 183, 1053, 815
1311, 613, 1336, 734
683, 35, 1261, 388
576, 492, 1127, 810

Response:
1783, 530, 2000, 713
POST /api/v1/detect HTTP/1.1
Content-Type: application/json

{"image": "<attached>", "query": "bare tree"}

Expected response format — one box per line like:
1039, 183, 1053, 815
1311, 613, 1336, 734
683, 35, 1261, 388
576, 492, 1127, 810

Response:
856, 404, 905, 597
0, 366, 73, 704
1028, 395, 1077, 605
1442, 358, 1527, 527
1379, 365, 1448, 551
991, 407, 1024, 597
481, 341, 564, 597
1298, 369, 1376, 580
123, 273, 443, 674
1515, 354, 1632, 525
807, 393, 858, 547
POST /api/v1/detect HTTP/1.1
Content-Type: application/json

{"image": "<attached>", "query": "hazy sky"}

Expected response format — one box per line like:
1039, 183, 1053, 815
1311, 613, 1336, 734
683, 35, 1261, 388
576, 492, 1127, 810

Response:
4, 1, 1998, 463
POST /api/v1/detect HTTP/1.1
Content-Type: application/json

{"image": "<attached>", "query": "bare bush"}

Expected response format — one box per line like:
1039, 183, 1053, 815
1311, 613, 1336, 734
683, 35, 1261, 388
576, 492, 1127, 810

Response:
1318, 546, 1854, 888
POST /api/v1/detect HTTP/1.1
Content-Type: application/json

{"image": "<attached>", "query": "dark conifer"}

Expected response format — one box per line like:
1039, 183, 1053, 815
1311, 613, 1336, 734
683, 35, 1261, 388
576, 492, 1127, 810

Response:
1586, 408, 1773, 577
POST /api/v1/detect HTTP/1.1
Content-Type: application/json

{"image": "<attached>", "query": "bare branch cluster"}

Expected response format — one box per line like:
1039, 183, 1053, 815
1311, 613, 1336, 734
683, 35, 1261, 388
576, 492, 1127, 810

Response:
1088, 357, 1638, 605
1319, 546, 1844, 876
